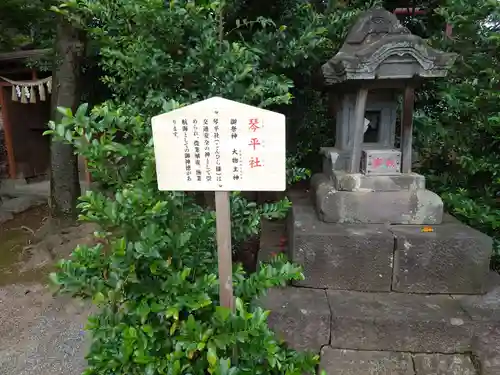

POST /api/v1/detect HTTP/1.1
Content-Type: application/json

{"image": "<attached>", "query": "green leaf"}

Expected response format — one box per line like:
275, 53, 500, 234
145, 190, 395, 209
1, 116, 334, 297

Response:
48, 272, 60, 286
128, 326, 137, 338
75, 103, 89, 119
215, 306, 231, 322
207, 343, 217, 367
92, 292, 105, 304
235, 298, 244, 313
165, 307, 179, 320
57, 106, 73, 118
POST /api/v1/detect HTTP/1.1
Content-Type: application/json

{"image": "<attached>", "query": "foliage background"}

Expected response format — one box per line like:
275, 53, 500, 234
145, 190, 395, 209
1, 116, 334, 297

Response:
0, 0, 499, 373
413, 0, 500, 261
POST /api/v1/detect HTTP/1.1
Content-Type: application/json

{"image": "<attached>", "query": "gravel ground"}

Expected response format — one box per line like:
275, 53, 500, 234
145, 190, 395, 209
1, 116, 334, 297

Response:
0, 283, 91, 375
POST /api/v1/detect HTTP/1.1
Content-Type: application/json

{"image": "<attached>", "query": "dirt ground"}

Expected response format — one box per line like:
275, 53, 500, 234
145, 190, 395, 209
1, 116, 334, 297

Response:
0, 205, 51, 286
0, 205, 96, 375
0, 205, 98, 286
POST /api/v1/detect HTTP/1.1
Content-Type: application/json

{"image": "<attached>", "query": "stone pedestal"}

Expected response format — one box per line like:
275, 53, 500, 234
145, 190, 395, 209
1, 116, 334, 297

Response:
391, 217, 492, 294
288, 196, 491, 293
312, 173, 443, 224
289, 203, 394, 291
258, 195, 497, 375
331, 169, 426, 191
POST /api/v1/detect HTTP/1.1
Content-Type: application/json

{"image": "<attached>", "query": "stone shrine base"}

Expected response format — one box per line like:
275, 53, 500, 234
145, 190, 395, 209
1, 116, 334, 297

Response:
312, 173, 443, 224
258, 207, 500, 375
289, 195, 491, 294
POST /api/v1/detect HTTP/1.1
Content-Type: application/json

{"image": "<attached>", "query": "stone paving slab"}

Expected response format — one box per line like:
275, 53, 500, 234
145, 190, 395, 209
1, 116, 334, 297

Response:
326, 290, 474, 353
473, 325, 500, 375
260, 284, 500, 374
455, 285, 500, 322
262, 287, 478, 354
452, 284, 500, 374
1, 196, 47, 214
259, 287, 330, 352
319, 348, 414, 375
319, 348, 478, 375
413, 353, 476, 375
0, 180, 49, 198
0, 209, 13, 224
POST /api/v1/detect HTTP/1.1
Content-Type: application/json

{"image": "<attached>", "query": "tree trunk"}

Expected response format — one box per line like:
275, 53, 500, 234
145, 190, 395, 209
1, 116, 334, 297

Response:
49, 17, 84, 221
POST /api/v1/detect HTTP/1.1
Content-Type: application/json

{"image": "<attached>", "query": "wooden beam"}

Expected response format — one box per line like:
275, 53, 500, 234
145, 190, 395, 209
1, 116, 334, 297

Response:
0, 87, 17, 179
0, 68, 34, 76
401, 85, 415, 174
348, 88, 369, 173
0, 49, 51, 62
393, 8, 426, 15
215, 191, 234, 311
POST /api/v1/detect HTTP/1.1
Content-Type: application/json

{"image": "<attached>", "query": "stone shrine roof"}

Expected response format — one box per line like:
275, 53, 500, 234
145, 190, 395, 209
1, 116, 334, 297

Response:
321, 8, 457, 85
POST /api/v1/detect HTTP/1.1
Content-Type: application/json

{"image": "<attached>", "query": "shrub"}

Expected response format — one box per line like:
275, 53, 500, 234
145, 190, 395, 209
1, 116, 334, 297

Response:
48, 95, 322, 374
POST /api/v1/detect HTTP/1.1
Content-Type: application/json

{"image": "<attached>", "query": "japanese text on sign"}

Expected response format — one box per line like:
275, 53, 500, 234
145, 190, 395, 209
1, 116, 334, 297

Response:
151, 97, 286, 191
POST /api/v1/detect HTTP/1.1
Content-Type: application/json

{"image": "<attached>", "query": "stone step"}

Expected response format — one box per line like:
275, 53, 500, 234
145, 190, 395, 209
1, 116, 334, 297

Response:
261, 287, 475, 354
260, 286, 500, 375
319, 348, 477, 375
288, 197, 492, 294
261, 286, 500, 373
326, 289, 474, 353
0, 195, 46, 214
260, 286, 331, 352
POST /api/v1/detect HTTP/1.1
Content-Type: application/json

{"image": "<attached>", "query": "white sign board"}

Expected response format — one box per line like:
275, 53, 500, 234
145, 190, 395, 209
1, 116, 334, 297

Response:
151, 97, 286, 192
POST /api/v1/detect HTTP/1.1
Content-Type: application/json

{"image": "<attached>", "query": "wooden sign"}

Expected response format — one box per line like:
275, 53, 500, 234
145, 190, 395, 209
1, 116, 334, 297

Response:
151, 97, 286, 192
151, 97, 287, 310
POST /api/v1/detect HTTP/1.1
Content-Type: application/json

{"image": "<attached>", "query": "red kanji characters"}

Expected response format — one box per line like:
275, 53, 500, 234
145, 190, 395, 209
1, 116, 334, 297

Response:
248, 118, 260, 132
385, 159, 395, 168
373, 157, 383, 168
248, 137, 261, 150
247, 118, 263, 169
249, 157, 262, 168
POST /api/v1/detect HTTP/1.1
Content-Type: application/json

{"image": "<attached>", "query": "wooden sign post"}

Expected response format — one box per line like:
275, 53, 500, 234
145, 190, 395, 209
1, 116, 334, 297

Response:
151, 97, 286, 310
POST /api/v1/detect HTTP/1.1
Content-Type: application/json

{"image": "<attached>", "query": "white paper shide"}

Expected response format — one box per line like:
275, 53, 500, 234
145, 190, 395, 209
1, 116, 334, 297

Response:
151, 97, 286, 191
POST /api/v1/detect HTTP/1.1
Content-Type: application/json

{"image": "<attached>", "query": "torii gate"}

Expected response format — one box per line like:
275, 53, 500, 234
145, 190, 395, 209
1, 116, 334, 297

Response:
392, 6, 453, 37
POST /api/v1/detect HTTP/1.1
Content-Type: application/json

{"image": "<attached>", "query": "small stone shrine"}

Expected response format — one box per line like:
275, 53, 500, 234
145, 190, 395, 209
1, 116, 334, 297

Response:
316, 7, 456, 224
260, 8, 500, 375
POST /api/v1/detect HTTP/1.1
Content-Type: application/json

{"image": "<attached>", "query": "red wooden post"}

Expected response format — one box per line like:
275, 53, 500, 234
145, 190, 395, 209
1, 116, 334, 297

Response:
445, 24, 453, 38
85, 158, 91, 185
0, 85, 17, 179
393, 7, 452, 38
